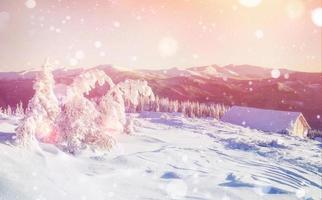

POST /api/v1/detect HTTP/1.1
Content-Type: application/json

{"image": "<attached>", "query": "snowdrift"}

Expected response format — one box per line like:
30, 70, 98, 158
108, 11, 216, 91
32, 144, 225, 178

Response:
0, 112, 321, 200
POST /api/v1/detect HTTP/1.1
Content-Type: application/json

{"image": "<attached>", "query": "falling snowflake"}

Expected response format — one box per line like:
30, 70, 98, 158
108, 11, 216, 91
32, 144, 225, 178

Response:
54, 60, 60, 65
131, 56, 137, 61
158, 37, 178, 57
165, 179, 188, 199
311, 8, 322, 27
136, 15, 142, 21
75, 50, 84, 60
49, 26, 55, 31
239, 0, 261, 8
113, 21, 120, 27
69, 58, 78, 66
255, 30, 264, 39
193, 54, 199, 59
271, 69, 281, 79
99, 51, 106, 57
94, 41, 102, 48
25, 0, 36, 9
317, 115, 321, 119
65, 16, 71, 20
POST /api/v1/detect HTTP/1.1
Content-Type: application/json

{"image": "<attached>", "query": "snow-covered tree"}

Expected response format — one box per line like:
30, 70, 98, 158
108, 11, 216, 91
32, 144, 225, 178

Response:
55, 93, 113, 154
15, 101, 25, 117
99, 79, 154, 133
6, 105, 12, 116
54, 69, 116, 153
16, 59, 60, 146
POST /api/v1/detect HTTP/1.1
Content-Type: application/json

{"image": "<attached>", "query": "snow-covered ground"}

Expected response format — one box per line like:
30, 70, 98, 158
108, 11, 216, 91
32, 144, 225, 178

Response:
0, 112, 321, 200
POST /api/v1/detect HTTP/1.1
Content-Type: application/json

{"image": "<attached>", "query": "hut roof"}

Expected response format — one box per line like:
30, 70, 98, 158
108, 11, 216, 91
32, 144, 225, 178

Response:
221, 106, 309, 132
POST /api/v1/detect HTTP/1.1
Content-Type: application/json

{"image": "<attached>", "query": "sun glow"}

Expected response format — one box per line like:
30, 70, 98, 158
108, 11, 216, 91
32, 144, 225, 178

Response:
0, 0, 320, 72
158, 37, 178, 57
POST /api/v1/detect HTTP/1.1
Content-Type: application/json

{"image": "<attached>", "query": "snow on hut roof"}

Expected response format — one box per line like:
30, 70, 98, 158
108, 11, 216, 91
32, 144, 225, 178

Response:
221, 106, 303, 133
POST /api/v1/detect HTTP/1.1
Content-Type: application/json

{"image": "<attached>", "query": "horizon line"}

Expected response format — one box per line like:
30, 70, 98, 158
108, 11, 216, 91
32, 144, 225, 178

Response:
0, 63, 321, 74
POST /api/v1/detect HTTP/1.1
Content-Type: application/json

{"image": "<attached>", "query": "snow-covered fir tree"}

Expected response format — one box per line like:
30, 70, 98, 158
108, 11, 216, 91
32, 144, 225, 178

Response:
16, 59, 60, 145
14, 101, 25, 117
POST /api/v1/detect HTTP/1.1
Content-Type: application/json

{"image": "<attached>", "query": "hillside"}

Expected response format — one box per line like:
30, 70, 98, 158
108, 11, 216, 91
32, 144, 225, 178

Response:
0, 112, 321, 200
0, 65, 321, 130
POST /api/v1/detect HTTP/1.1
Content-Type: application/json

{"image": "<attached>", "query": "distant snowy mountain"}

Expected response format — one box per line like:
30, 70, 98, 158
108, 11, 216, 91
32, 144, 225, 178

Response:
0, 112, 321, 200
0, 64, 321, 130
0, 69, 39, 80
0, 64, 292, 80
137, 64, 294, 80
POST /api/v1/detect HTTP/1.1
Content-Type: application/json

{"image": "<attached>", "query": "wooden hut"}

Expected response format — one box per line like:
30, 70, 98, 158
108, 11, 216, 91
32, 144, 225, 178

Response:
221, 106, 311, 137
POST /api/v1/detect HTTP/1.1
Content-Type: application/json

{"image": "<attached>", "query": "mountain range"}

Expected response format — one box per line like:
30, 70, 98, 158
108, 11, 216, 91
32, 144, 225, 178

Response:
0, 64, 321, 130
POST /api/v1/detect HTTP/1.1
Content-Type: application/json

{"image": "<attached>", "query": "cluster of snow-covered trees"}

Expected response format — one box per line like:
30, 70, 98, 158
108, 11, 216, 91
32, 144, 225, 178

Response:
130, 95, 228, 119
4, 61, 228, 153
0, 102, 25, 117
15, 61, 154, 153
0, 96, 227, 121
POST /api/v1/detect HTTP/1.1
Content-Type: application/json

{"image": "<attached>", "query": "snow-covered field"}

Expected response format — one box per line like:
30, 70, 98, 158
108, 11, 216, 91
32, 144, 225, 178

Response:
0, 112, 321, 200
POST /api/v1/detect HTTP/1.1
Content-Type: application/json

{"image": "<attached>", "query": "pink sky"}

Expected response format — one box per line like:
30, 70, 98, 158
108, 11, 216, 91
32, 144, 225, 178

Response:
0, 0, 321, 72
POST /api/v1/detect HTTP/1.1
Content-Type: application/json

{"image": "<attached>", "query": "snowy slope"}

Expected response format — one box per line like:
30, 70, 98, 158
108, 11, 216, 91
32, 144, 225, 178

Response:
0, 112, 321, 200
